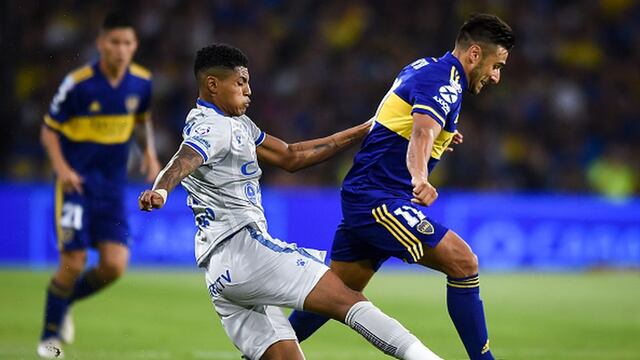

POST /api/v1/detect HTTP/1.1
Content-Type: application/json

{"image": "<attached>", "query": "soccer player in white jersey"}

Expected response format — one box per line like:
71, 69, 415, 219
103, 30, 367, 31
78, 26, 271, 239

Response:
138, 44, 442, 360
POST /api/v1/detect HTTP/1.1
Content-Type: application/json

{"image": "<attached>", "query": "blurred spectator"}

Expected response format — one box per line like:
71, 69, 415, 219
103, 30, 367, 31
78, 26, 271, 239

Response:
587, 145, 637, 199
2, 0, 639, 196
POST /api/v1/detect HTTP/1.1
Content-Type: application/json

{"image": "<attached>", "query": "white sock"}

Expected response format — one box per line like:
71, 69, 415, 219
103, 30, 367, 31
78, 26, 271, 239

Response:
344, 301, 442, 360
404, 341, 444, 360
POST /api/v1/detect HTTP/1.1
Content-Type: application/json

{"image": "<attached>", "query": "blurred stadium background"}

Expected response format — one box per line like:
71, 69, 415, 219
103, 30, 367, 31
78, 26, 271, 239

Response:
1, 0, 639, 359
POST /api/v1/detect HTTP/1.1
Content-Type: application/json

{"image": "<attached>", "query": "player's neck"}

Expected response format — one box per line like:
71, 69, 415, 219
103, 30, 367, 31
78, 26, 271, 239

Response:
99, 60, 128, 87
451, 48, 472, 84
198, 93, 227, 115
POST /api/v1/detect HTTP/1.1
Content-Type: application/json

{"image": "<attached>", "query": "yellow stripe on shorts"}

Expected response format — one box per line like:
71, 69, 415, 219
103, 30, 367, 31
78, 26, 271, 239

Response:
372, 207, 419, 262
381, 204, 424, 258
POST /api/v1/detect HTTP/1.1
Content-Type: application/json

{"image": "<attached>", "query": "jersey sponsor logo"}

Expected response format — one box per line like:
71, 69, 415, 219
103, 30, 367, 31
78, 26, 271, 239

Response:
207, 269, 231, 298
438, 84, 459, 104
194, 124, 212, 136
125, 95, 140, 114
241, 161, 258, 176
432, 95, 451, 115
244, 183, 258, 204
190, 135, 211, 149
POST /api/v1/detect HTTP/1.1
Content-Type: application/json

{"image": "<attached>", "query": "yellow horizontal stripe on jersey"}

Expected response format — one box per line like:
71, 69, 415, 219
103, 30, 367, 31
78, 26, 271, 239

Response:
55, 179, 63, 251
45, 114, 135, 144
372, 208, 419, 262
375, 92, 414, 140
381, 204, 424, 258
412, 104, 446, 125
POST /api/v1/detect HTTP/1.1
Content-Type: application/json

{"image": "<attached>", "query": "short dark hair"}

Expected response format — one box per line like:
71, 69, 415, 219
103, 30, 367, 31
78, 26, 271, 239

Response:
456, 13, 515, 51
194, 44, 249, 78
102, 12, 135, 32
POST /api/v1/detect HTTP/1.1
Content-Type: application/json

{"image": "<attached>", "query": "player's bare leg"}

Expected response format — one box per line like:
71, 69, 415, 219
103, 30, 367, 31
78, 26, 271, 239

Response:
418, 230, 493, 360
303, 270, 442, 360
329, 259, 376, 291
96, 242, 129, 283
260, 339, 305, 360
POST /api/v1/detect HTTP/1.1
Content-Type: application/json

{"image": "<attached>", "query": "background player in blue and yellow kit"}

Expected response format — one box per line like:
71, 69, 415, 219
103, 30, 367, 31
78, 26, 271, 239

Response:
37, 13, 160, 358
289, 14, 515, 359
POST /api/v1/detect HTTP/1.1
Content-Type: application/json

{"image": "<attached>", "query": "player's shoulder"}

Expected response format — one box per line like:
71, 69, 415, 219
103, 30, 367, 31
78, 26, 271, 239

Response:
129, 63, 152, 81
66, 64, 95, 85
409, 56, 452, 83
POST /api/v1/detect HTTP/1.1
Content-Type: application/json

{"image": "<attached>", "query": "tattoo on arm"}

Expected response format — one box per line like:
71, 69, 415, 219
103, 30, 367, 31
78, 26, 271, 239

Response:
153, 145, 203, 192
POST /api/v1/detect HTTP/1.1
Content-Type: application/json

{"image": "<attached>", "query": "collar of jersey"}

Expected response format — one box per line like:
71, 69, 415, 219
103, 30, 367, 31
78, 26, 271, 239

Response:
196, 98, 226, 115
442, 51, 468, 91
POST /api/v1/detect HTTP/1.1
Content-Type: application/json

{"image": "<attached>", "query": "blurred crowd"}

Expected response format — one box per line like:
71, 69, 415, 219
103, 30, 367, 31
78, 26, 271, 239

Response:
2, 0, 639, 196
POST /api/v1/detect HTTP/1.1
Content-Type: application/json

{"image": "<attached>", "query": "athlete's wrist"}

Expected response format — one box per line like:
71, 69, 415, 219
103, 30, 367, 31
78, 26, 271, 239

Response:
153, 189, 168, 204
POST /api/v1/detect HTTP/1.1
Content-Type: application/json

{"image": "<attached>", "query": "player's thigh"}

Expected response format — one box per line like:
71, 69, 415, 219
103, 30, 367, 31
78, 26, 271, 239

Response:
90, 195, 130, 249
302, 269, 367, 322
261, 340, 304, 360
417, 230, 478, 278
213, 296, 299, 360
329, 259, 376, 292
55, 185, 91, 253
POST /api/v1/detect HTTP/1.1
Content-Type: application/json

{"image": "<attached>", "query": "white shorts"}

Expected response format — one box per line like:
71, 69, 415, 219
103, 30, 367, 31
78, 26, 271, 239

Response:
203, 224, 329, 360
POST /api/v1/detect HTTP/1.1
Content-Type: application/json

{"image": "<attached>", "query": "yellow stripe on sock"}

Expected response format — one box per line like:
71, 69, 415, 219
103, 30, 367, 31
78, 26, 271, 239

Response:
372, 207, 419, 262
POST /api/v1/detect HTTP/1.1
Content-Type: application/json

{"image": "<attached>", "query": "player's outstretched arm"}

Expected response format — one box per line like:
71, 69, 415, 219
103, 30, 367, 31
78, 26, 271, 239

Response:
138, 144, 203, 211
407, 113, 441, 206
257, 119, 372, 172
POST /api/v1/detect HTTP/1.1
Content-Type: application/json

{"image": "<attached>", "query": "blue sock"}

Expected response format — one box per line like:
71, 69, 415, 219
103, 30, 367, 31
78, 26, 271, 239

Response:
41, 279, 72, 340
288, 310, 330, 342
447, 274, 494, 360
69, 268, 106, 303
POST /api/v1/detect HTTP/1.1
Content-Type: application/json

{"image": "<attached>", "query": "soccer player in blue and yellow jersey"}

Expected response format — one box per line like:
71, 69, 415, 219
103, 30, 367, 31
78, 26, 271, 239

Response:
37, 13, 160, 358
289, 14, 515, 359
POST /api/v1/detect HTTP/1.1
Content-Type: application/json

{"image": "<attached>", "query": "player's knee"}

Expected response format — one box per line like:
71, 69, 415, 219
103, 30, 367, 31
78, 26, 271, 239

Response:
448, 252, 478, 278
97, 258, 127, 281
59, 252, 87, 280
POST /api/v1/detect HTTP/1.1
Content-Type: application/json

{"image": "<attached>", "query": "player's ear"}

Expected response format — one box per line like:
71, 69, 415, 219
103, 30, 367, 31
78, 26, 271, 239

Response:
468, 44, 483, 66
206, 75, 219, 94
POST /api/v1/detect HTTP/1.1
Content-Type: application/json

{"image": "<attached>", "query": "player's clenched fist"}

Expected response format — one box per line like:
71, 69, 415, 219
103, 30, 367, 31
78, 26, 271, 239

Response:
138, 190, 165, 211
411, 178, 438, 206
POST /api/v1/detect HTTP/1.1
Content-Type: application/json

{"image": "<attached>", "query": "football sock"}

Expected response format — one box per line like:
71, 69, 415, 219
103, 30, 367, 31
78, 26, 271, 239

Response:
69, 268, 108, 303
41, 279, 72, 340
447, 274, 493, 359
288, 310, 330, 342
344, 301, 442, 360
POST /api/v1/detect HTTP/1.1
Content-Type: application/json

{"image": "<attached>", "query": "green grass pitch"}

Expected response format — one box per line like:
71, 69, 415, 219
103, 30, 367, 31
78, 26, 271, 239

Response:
1, 269, 639, 359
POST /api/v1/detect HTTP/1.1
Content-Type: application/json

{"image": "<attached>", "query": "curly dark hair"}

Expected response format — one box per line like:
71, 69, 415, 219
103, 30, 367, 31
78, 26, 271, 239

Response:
194, 44, 249, 78
456, 13, 515, 51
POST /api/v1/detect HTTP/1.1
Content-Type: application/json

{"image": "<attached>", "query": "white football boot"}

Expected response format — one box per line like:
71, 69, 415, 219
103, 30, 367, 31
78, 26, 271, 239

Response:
37, 338, 64, 359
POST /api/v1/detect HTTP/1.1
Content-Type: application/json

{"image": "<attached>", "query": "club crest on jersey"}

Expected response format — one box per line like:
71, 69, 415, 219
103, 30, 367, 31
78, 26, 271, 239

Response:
125, 95, 140, 113
416, 219, 434, 235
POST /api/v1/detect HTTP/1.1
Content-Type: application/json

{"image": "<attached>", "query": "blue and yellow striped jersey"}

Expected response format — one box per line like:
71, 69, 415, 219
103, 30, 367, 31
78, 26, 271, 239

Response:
341, 52, 467, 224
44, 61, 152, 191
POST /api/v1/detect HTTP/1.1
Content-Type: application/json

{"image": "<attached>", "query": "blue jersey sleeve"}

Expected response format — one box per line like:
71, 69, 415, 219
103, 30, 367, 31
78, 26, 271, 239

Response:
409, 75, 452, 128
44, 75, 78, 129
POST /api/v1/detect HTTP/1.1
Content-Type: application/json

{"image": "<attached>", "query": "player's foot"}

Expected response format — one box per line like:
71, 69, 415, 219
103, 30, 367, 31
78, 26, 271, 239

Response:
37, 338, 64, 359
60, 311, 74, 344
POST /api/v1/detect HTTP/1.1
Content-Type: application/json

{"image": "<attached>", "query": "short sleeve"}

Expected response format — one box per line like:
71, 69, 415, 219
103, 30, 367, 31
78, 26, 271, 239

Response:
137, 79, 152, 116
181, 115, 231, 165
239, 115, 266, 146
44, 75, 77, 130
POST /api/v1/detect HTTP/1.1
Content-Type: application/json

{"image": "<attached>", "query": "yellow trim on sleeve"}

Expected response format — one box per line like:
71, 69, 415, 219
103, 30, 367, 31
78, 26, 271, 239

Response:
130, 63, 152, 80
69, 65, 94, 84
412, 104, 446, 125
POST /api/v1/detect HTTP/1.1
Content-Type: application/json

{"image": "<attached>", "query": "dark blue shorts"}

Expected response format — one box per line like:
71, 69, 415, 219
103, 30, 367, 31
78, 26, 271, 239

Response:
54, 181, 129, 252
331, 198, 448, 271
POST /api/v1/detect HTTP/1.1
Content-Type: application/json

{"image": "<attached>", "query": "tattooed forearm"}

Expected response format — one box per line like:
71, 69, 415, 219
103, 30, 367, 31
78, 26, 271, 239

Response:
153, 145, 203, 192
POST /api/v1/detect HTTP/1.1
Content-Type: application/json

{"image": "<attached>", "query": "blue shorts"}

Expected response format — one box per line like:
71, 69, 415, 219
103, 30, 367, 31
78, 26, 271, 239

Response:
331, 199, 448, 271
54, 181, 129, 252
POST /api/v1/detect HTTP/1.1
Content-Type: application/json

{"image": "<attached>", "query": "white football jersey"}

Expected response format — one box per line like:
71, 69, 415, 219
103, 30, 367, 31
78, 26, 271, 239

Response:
180, 99, 267, 265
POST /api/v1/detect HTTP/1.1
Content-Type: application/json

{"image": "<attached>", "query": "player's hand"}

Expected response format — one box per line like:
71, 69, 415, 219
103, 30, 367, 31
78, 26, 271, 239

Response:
138, 190, 165, 211
445, 130, 464, 152
140, 151, 162, 183
411, 178, 438, 206
56, 165, 84, 194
